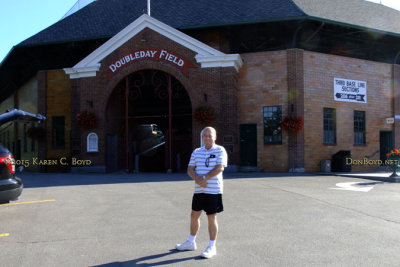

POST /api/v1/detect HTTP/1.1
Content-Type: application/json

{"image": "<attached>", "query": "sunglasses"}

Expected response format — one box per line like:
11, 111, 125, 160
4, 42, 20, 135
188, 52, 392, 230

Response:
205, 154, 216, 167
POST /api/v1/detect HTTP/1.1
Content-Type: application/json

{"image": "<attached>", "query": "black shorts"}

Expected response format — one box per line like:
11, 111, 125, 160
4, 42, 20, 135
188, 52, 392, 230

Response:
192, 193, 223, 215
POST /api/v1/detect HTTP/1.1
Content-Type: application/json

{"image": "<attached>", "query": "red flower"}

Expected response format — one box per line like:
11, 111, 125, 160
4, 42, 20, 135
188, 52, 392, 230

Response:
281, 116, 303, 133
194, 106, 215, 124
387, 149, 400, 158
77, 110, 97, 129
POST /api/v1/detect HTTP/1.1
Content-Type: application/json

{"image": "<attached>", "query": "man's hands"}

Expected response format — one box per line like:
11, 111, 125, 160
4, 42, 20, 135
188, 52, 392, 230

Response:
187, 166, 208, 188
195, 176, 207, 188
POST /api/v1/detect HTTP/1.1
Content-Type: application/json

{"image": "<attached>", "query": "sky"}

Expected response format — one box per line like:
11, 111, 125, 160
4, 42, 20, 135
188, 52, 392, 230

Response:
1, 0, 400, 63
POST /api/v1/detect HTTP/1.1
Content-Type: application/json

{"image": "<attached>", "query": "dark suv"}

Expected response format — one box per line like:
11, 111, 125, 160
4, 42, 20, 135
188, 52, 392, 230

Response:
0, 109, 45, 204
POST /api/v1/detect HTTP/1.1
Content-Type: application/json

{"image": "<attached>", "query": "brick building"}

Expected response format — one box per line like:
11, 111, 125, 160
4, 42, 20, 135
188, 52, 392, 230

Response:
1, 0, 400, 173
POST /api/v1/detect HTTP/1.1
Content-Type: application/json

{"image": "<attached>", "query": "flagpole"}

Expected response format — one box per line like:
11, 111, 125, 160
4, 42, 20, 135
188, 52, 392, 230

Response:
147, 0, 151, 16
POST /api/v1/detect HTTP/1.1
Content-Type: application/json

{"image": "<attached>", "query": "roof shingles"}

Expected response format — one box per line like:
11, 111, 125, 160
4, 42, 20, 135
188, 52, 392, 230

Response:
19, 0, 305, 46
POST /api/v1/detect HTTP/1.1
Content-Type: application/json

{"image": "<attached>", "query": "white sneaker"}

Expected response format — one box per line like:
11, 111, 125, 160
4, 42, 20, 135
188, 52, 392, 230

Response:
201, 245, 216, 258
176, 240, 196, 251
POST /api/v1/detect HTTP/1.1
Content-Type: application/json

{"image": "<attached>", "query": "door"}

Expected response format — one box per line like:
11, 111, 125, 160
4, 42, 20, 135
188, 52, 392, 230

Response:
106, 134, 118, 173
380, 131, 393, 162
240, 124, 257, 166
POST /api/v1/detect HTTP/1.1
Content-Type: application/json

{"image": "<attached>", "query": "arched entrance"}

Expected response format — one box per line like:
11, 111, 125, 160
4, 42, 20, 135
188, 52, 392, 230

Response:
105, 70, 192, 172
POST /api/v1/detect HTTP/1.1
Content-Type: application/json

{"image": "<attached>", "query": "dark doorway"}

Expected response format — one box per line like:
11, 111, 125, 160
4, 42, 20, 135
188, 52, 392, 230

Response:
239, 124, 257, 166
106, 70, 192, 172
380, 131, 393, 162
106, 134, 118, 173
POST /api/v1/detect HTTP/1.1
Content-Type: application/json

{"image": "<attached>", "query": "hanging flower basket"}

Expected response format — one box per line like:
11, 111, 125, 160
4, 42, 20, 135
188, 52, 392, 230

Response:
386, 149, 400, 177
194, 106, 216, 124
27, 126, 46, 141
281, 116, 304, 133
76, 110, 97, 129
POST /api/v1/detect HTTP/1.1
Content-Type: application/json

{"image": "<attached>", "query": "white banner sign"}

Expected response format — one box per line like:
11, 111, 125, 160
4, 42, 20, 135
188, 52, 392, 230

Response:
334, 78, 367, 103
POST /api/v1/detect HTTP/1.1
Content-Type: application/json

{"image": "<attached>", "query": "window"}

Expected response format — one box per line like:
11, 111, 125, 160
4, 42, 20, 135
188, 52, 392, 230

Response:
323, 108, 336, 144
354, 111, 366, 145
30, 123, 35, 152
23, 124, 27, 152
52, 116, 65, 148
263, 106, 282, 144
87, 132, 99, 152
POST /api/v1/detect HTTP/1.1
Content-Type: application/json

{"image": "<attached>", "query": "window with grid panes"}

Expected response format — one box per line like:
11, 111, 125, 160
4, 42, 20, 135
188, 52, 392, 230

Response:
354, 111, 365, 145
263, 106, 282, 144
323, 108, 336, 144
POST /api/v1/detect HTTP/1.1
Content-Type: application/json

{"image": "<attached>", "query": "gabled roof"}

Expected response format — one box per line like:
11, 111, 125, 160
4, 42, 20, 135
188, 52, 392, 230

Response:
64, 14, 242, 78
19, 0, 306, 47
17, 0, 400, 48
293, 0, 400, 35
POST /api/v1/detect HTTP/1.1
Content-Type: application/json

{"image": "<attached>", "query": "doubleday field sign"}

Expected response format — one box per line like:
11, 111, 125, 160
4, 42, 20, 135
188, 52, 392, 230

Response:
107, 49, 192, 78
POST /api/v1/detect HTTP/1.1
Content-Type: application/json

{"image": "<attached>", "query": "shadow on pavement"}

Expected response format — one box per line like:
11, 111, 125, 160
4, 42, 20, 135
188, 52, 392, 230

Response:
91, 249, 205, 266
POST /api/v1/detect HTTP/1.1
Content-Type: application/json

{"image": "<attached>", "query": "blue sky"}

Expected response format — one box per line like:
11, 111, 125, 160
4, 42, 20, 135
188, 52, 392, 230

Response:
0, 0, 77, 63
1, 0, 400, 63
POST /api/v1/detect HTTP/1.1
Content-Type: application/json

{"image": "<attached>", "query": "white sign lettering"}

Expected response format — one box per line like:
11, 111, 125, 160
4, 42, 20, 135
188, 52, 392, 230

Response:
109, 50, 158, 72
107, 49, 190, 78
334, 78, 367, 103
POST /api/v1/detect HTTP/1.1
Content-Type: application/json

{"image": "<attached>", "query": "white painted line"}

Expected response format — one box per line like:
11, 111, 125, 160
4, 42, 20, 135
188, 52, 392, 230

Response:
330, 182, 374, 192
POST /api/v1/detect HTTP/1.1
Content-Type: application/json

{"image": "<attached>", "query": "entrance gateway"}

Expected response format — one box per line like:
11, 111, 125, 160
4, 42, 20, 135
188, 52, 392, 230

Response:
106, 70, 192, 172
64, 14, 242, 172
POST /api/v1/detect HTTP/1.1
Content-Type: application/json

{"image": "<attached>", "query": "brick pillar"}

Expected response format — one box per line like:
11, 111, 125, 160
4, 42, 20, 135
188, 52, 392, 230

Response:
219, 68, 239, 165
70, 79, 81, 158
393, 64, 400, 147
287, 49, 305, 172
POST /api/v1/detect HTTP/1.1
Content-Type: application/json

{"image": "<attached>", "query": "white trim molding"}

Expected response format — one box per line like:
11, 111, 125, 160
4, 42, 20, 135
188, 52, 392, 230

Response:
64, 14, 242, 79
64, 64, 101, 79
195, 54, 243, 72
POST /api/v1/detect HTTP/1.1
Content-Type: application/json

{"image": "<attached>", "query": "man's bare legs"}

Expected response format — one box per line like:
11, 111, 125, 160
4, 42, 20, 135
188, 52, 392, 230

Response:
207, 213, 218, 241
190, 210, 202, 236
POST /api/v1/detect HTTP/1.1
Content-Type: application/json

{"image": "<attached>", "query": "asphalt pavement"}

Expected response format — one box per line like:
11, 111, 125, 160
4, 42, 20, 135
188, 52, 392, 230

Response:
1, 171, 400, 266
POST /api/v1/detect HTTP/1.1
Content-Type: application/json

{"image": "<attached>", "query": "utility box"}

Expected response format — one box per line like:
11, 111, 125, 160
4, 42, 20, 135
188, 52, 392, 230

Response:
321, 160, 331, 172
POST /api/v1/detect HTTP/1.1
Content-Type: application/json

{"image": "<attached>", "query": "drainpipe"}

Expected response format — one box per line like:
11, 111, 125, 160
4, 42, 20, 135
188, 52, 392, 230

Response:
292, 21, 325, 48
292, 21, 305, 48
393, 52, 400, 147
302, 22, 325, 46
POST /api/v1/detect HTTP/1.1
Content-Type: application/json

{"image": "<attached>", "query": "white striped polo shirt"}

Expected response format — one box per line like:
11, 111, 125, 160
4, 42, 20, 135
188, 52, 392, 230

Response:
188, 144, 228, 194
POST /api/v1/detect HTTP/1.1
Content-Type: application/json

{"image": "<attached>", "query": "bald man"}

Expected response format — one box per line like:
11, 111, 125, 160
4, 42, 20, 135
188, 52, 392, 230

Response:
175, 127, 228, 259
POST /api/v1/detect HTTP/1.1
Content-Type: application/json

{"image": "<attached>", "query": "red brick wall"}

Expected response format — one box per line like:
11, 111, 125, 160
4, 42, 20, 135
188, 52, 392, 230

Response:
46, 70, 71, 159
238, 49, 393, 172
394, 65, 400, 148
287, 49, 305, 171
238, 51, 289, 171
70, 29, 395, 172
72, 28, 239, 168
304, 51, 392, 172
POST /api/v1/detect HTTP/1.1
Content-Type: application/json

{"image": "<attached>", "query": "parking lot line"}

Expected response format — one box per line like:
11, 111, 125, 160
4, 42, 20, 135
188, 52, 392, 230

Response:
0, 233, 10, 237
0, 199, 56, 207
